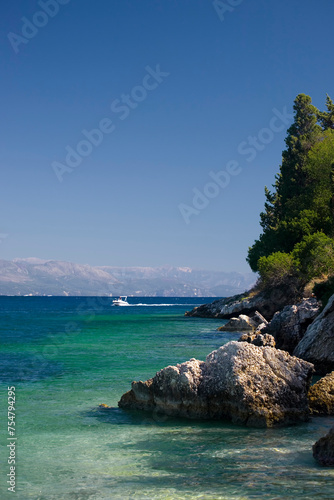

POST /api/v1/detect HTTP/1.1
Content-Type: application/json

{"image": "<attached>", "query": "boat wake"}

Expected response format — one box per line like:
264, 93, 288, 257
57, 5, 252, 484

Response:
132, 303, 197, 307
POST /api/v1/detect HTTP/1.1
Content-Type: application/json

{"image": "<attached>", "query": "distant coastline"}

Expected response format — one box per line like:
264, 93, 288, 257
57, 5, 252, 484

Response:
0, 258, 256, 297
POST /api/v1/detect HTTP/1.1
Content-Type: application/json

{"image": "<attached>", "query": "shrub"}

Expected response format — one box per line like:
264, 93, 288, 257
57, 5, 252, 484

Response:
258, 252, 296, 288
292, 232, 334, 282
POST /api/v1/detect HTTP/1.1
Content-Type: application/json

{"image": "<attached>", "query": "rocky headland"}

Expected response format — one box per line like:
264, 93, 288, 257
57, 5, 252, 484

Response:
185, 290, 333, 375
118, 287, 334, 465
185, 285, 300, 321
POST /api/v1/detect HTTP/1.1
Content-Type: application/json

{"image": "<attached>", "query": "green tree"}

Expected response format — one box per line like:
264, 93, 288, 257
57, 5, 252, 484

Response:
247, 94, 329, 272
274, 93, 322, 221
318, 94, 334, 130
303, 129, 334, 237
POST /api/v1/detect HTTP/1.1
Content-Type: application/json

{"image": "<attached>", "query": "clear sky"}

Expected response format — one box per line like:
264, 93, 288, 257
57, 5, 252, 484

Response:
1, 0, 333, 272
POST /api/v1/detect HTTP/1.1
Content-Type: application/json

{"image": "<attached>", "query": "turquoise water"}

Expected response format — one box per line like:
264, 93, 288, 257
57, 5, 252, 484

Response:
0, 296, 333, 500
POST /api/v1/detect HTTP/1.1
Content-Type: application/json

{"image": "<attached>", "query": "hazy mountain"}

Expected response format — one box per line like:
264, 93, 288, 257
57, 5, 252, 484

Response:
0, 258, 257, 297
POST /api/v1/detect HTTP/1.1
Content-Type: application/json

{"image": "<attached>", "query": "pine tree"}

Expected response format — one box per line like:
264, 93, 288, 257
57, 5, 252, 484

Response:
275, 94, 322, 221
318, 94, 334, 130
247, 94, 325, 272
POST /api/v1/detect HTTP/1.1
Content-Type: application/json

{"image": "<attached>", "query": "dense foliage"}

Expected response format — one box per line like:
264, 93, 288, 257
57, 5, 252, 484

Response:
247, 94, 334, 288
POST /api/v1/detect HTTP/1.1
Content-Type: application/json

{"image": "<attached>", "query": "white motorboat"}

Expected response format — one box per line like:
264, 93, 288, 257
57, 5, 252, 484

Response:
112, 296, 129, 306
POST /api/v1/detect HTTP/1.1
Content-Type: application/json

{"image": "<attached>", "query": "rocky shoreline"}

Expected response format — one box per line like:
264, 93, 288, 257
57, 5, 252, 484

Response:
184, 285, 300, 321
117, 289, 334, 466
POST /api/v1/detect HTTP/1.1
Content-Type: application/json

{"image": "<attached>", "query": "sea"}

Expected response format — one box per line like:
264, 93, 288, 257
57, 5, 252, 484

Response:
0, 296, 333, 500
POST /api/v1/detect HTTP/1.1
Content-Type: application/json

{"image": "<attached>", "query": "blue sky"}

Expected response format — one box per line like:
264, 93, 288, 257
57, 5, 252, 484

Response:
1, 0, 333, 272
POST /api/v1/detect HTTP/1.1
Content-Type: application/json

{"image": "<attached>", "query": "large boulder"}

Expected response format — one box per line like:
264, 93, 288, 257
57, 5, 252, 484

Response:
217, 314, 257, 332
313, 427, 334, 466
118, 341, 314, 427
294, 294, 334, 375
265, 298, 320, 353
308, 371, 334, 415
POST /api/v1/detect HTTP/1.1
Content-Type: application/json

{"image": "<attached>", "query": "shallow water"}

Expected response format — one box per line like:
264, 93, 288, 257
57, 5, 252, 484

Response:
0, 296, 333, 499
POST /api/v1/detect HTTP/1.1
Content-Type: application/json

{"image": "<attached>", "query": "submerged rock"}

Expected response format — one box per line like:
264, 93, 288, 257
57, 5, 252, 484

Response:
313, 427, 334, 466
294, 294, 334, 374
118, 341, 314, 427
265, 298, 320, 354
239, 332, 276, 347
217, 314, 257, 332
308, 371, 334, 415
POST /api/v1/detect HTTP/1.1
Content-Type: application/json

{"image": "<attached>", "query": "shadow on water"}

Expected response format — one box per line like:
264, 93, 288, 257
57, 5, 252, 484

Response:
124, 426, 334, 499
84, 405, 154, 425
85, 404, 236, 428
0, 353, 64, 383
85, 406, 334, 499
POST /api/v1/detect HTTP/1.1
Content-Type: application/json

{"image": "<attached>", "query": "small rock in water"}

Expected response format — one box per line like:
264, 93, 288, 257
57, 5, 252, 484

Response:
217, 314, 257, 332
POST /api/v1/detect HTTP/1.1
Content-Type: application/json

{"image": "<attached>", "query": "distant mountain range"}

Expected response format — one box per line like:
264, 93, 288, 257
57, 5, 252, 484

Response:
0, 258, 257, 297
